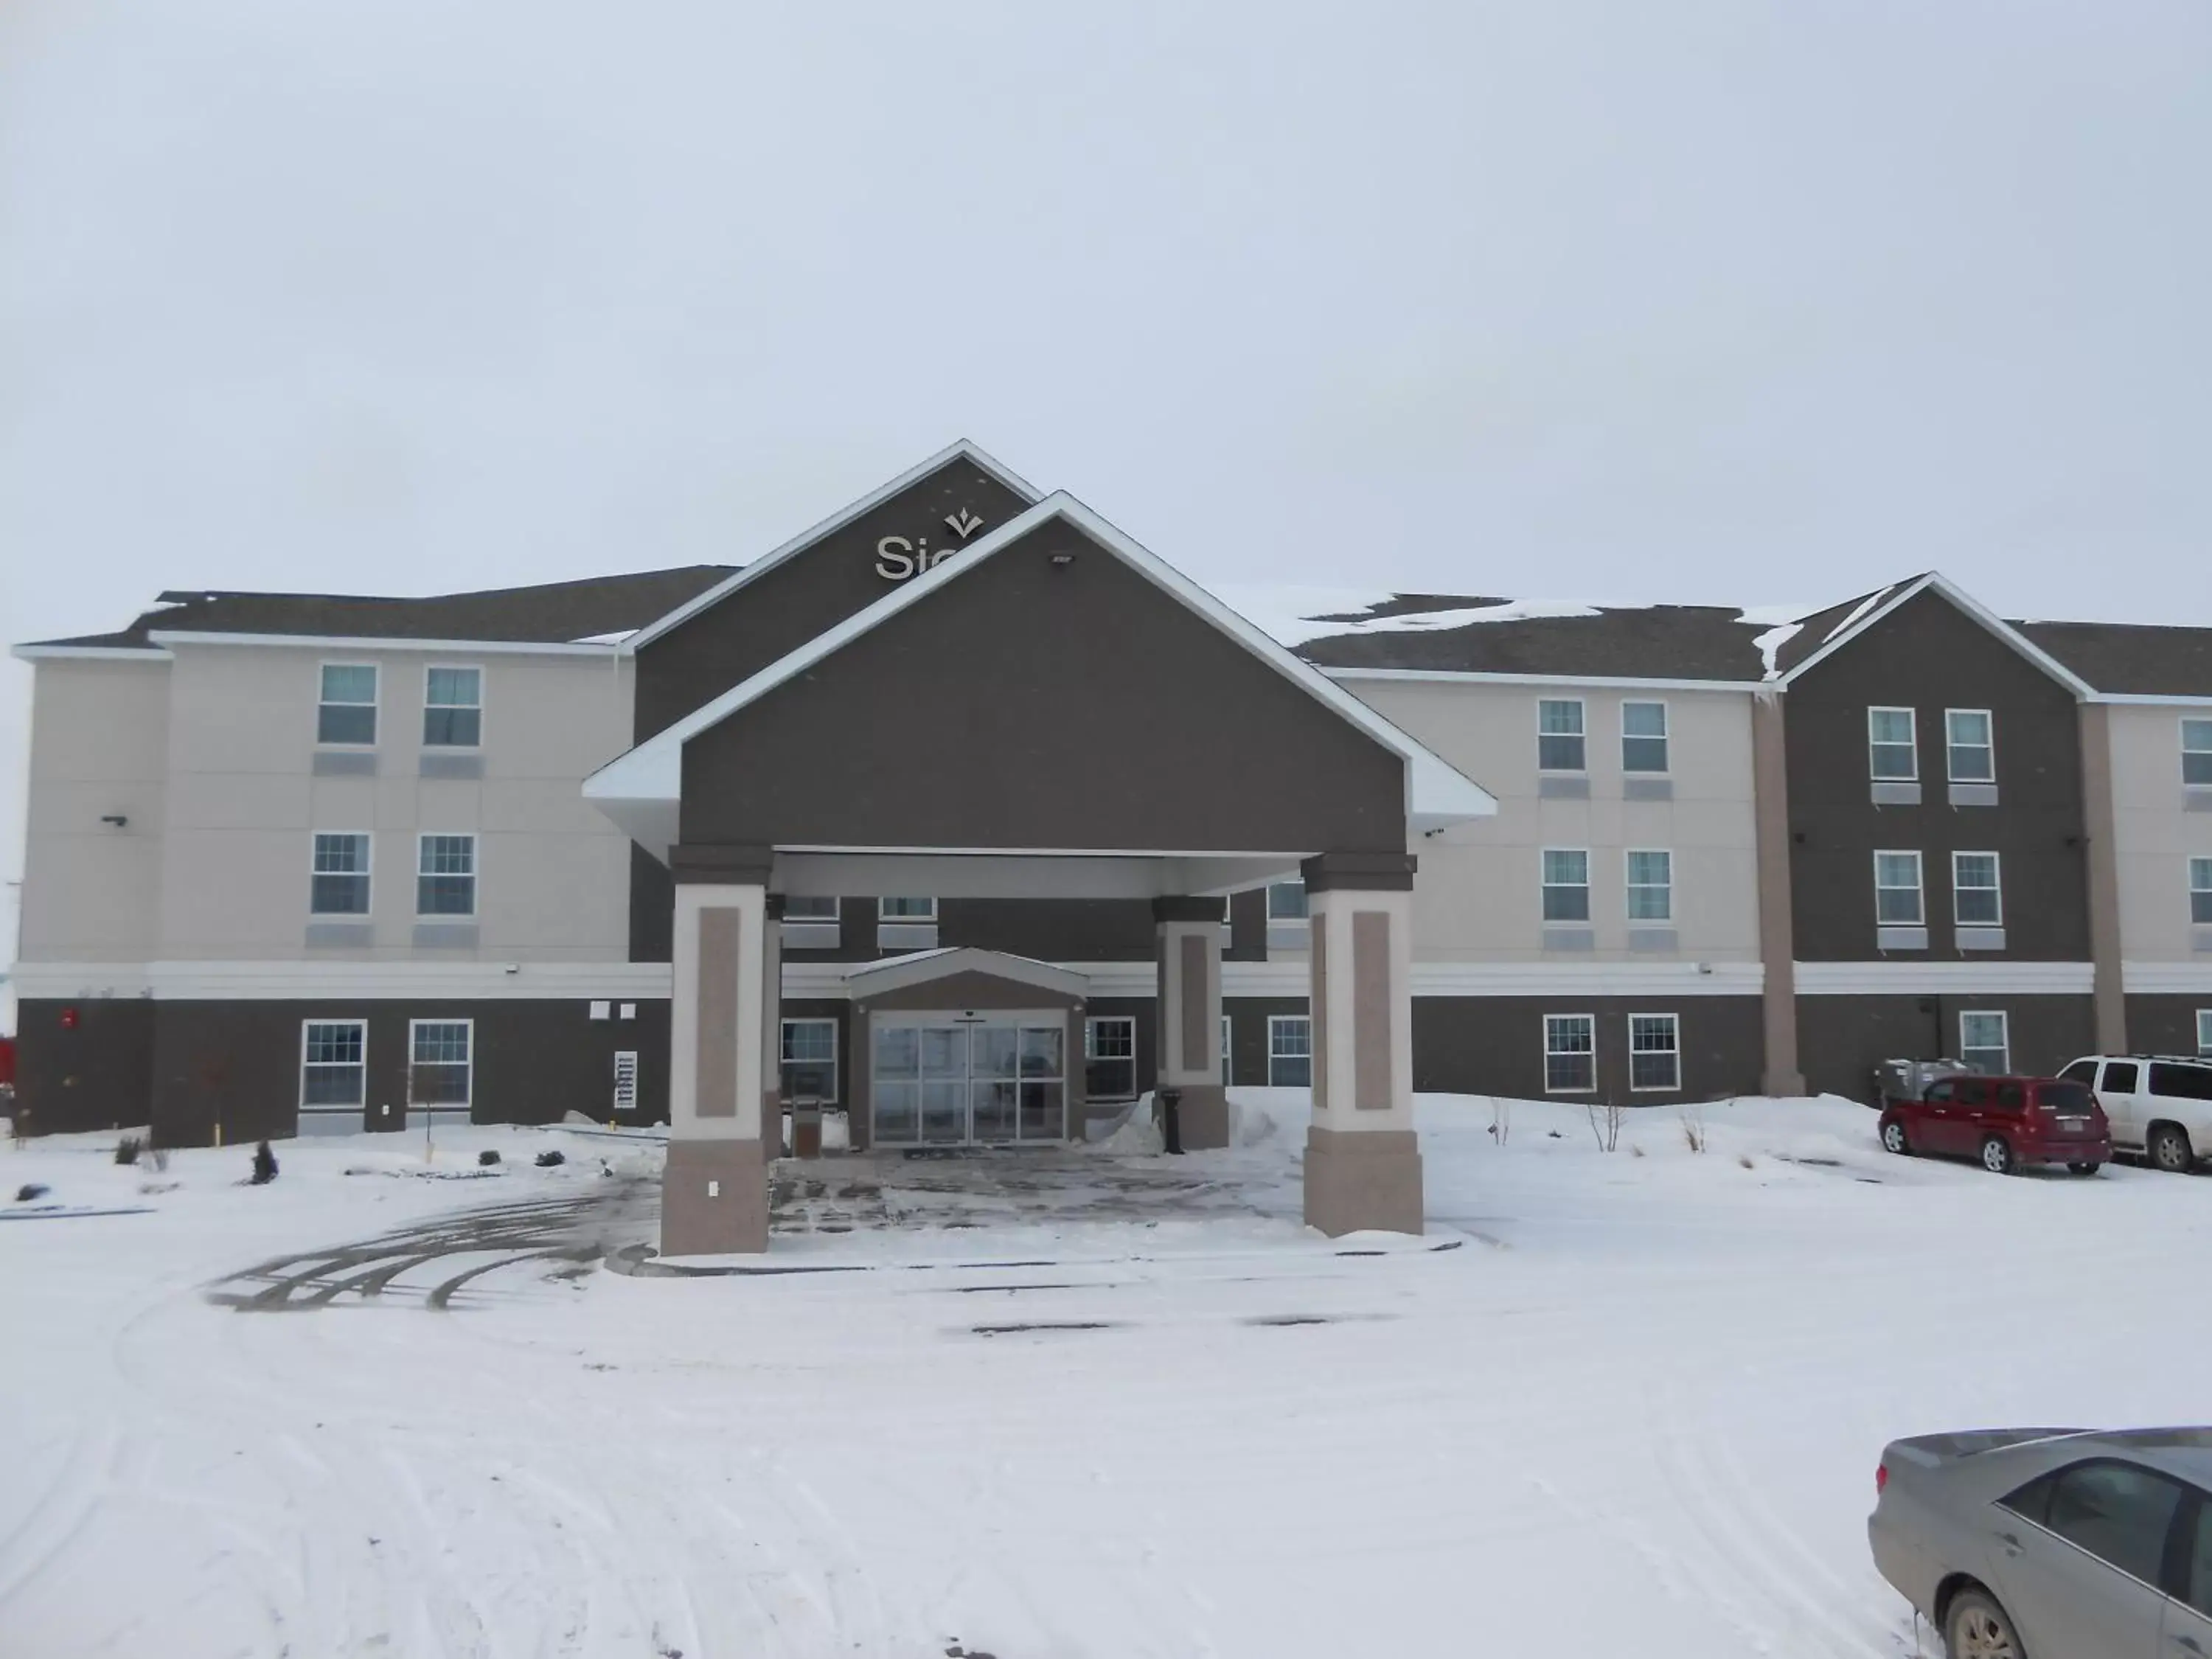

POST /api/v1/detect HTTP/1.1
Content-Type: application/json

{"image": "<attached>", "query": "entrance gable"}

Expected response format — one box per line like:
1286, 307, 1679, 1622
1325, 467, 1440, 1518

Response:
628, 442, 1038, 740
677, 509, 1416, 854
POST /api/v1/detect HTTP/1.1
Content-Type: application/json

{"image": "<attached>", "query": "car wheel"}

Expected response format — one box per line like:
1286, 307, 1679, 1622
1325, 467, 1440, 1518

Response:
1881, 1119, 1912, 1155
2067, 1161, 2101, 1176
1945, 1587, 2025, 1659
2149, 1124, 2194, 1174
1980, 1135, 2016, 1175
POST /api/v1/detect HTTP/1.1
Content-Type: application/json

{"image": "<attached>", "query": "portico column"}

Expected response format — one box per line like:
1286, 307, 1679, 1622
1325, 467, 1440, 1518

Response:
662, 846, 774, 1255
761, 892, 785, 1155
1153, 896, 1228, 1150
1301, 852, 1422, 1237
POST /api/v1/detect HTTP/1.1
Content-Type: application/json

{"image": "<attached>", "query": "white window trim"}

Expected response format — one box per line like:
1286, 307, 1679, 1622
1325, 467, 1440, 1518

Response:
1541, 847, 1593, 922
299, 1018, 368, 1110
1874, 849, 1925, 927
1624, 847, 1674, 924
1952, 850, 2004, 927
309, 830, 374, 917
2181, 715, 2212, 785
1944, 707, 1994, 783
1959, 1009, 2011, 1074
422, 662, 485, 751
1543, 1012, 1597, 1095
1620, 698, 1671, 775
1085, 1015, 1139, 1101
1867, 706, 1918, 782
2197, 1009, 2211, 1057
1537, 697, 1588, 773
877, 897, 939, 921
782, 894, 841, 920
406, 1016, 475, 1108
415, 830, 479, 919
1627, 1011, 1682, 1093
1266, 1013, 1313, 1087
316, 660, 380, 749
1222, 1013, 1232, 1087
779, 1016, 840, 1104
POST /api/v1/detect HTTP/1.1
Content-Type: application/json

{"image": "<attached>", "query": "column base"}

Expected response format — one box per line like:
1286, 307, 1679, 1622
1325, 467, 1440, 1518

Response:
661, 1138, 770, 1256
1165, 1083, 1229, 1150
1759, 1069, 1808, 1098
1303, 1127, 1423, 1237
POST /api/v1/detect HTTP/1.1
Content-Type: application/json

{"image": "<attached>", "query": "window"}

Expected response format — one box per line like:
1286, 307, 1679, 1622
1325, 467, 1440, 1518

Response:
2102, 1060, 2140, 1094
2148, 1062, 2212, 1105
1868, 707, 1916, 780
310, 832, 372, 915
301, 1020, 366, 1108
317, 664, 378, 745
1960, 1010, 2010, 1075
417, 833, 477, 916
878, 897, 937, 920
2199, 1010, 2211, 1057
1874, 852, 1924, 925
1542, 849, 1590, 922
1629, 1013, 1680, 1091
2187, 1489, 2212, 1618
1222, 1014, 1232, 1086
1537, 699, 1586, 771
1945, 709, 1994, 782
1266, 880, 1308, 919
2059, 1059, 2098, 1085
2184, 717, 2212, 786
1625, 849, 1672, 922
783, 895, 838, 921
1267, 1015, 1312, 1088
422, 667, 482, 747
781, 1018, 838, 1103
2193, 858, 2212, 925
1085, 1015, 1136, 1100
1621, 701, 1669, 773
1544, 1014, 1596, 1093
408, 1020, 473, 1106
2005, 1461, 2186, 1588
1952, 852, 2003, 926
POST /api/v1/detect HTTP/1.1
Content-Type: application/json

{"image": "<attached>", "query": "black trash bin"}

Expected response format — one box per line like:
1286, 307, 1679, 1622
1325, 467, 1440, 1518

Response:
1158, 1087, 1184, 1155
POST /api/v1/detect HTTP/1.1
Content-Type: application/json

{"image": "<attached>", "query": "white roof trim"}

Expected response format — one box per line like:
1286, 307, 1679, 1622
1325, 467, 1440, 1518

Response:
143, 630, 620, 658
1773, 573, 2097, 698
617, 439, 1041, 654
1324, 667, 1757, 693
842, 946, 1089, 1001
13, 644, 175, 663
584, 493, 1498, 836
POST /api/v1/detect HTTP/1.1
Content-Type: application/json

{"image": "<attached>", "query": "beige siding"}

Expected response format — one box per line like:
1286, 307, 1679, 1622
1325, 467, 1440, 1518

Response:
146, 644, 636, 961
2106, 703, 2212, 961
18, 659, 173, 961
1343, 680, 1763, 961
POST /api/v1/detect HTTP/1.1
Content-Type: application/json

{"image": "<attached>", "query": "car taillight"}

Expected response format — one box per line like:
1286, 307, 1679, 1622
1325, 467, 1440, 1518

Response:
1876, 1463, 1889, 1497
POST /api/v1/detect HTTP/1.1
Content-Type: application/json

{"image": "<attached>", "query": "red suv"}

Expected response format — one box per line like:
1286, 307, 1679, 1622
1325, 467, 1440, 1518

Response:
1877, 1075, 2111, 1175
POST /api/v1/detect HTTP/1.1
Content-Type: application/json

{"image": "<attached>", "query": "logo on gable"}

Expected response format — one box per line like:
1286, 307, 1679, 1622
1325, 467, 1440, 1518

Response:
875, 508, 989, 581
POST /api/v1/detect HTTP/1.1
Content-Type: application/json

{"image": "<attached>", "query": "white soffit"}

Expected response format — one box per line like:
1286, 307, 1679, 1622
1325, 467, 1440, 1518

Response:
584, 492, 1498, 836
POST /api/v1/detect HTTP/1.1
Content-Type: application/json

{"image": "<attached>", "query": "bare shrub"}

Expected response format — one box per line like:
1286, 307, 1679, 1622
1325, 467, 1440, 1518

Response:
1679, 1109, 1707, 1154
1738, 1152, 1755, 1169
1585, 1099, 1627, 1152
114, 1135, 144, 1166
1489, 1097, 1512, 1146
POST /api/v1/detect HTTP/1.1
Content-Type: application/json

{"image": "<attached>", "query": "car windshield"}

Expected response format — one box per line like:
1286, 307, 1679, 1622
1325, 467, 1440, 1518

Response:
2039, 1082, 2098, 1113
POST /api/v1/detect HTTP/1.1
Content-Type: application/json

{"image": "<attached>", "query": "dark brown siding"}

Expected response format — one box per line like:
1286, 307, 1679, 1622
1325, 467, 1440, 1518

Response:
1784, 588, 2090, 961
141, 999, 672, 1146
1796, 993, 2096, 1102
1411, 996, 1765, 1105
2124, 996, 2211, 1060
13, 999, 156, 1135
634, 459, 1032, 742
680, 521, 1408, 854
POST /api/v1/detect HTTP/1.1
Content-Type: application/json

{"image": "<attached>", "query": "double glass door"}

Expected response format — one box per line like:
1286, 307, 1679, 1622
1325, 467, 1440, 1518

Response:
872, 1015, 1065, 1147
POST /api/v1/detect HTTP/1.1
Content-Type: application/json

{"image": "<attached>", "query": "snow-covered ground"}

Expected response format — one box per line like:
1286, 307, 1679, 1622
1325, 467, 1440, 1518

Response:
2, 1092, 2203, 1658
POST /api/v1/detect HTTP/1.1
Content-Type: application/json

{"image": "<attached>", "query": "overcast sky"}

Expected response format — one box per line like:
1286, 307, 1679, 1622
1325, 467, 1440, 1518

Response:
3, 1, 2209, 1017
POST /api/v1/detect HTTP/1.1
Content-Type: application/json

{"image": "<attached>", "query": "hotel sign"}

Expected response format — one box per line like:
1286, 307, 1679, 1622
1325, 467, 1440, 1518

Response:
875, 509, 988, 581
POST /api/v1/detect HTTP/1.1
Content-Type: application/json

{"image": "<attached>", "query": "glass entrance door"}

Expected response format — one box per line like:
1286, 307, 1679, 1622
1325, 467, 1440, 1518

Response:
871, 1015, 1065, 1147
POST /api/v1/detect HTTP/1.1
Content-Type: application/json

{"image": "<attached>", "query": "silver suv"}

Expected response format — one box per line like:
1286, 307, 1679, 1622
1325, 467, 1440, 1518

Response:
2059, 1054, 2212, 1172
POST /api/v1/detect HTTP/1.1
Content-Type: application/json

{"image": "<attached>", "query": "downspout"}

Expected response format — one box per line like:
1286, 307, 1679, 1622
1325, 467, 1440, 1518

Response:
1752, 687, 1807, 1096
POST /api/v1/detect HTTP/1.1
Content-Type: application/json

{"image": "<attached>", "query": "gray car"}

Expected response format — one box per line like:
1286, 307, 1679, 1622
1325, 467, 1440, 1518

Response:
1870, 1427, 2212, 1657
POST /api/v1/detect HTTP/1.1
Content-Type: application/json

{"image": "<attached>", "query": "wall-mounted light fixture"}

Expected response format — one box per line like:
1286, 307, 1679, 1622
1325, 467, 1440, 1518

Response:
1049, 552, 1075, 568
99, 814, 128, 828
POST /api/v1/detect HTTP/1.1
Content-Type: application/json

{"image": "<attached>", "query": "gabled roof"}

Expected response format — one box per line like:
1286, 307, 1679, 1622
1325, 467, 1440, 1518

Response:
1770, 572, 2097, 697
585, 493, 1498, 847
616, 439, 1040, 654
841, 947, 1088, 1001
